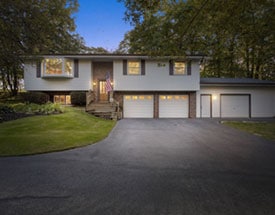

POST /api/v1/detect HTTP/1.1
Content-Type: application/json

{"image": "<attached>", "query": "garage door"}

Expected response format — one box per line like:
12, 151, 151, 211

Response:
221, 95, 250, 118
123, 95, 154, 118
159, 95, 189, 118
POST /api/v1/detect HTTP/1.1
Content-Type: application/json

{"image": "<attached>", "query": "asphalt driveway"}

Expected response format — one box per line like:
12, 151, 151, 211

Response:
0, 119, 275, 215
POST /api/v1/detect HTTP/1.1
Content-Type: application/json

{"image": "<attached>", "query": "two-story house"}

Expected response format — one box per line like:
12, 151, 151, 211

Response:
24, 54, 275, 118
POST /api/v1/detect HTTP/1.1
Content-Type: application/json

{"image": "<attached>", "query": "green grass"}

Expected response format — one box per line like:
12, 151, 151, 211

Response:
0, 107, 116, 156
224, 121, 275, 141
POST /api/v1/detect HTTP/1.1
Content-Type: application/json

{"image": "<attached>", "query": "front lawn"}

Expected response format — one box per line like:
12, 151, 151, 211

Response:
0, 107, 116, 156
224, 121, 275, 141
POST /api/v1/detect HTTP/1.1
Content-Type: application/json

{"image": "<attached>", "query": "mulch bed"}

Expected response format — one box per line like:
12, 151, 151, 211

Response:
0, 113, 33, 123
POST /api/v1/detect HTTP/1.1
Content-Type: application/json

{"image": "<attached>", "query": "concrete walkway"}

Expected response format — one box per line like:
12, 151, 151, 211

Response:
0, 119, 275, 215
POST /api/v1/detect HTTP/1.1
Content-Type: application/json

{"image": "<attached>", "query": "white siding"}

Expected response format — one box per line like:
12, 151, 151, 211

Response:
197, 87, 275, 118
24, 60, 92, 91
113, 60, 200, 91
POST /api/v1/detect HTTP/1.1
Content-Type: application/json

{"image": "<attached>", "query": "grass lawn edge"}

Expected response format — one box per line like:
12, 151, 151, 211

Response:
0, 107, 116, 157
221, 120, 275, 142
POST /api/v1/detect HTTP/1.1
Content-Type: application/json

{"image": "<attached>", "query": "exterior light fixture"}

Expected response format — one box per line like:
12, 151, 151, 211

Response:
212, 95, 217, 100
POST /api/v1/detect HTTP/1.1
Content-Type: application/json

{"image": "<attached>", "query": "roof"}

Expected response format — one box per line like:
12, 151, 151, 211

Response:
25, 53, 204, 61
200, 78, 275, 86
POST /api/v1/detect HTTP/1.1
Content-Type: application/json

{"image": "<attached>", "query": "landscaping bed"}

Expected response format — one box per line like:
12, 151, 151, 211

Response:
0, 102, 64, 123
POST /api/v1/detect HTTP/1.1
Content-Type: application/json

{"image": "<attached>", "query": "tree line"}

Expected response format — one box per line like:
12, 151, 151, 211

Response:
117, 0, 275, 80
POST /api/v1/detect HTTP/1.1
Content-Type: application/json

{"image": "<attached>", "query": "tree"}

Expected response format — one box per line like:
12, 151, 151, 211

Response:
0, 0, 84, 95
82, 47, 110, 54
119, 0, 275, 80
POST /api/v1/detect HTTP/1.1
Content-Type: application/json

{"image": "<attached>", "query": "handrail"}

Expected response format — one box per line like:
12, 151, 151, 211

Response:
86, 91, 94, 107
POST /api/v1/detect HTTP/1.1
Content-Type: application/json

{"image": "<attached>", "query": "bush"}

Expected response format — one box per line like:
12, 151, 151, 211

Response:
0, 103, 15, 114
11, 102, 64, 115
21, 92, 49, 104
70, 91, 86, 106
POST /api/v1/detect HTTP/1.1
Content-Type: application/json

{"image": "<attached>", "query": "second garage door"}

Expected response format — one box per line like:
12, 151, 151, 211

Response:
159, 95, 189, 118
221, 94, 250, 118
123, 95, 154, 118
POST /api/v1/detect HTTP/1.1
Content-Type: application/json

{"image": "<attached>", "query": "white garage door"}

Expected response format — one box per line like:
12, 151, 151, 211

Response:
221, 95, 250, 118
159, 95, 189, 118
123, 95, 154, 118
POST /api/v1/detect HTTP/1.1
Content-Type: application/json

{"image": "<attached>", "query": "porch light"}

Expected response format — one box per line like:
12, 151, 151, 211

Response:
212, 95, 217, 100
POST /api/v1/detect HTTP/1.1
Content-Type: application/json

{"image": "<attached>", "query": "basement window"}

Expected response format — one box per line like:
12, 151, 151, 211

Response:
54, 95, 71, 105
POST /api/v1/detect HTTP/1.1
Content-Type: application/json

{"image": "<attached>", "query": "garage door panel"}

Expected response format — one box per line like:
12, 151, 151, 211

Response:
159, 95, 189, 118
124, 95, 153, 118
221, 95, 250, 118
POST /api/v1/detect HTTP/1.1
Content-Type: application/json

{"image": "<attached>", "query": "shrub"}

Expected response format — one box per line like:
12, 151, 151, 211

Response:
70, 91, 86, 106
0, 103, 15, 114
21, 92, 49, 104
11, 102, 64, 115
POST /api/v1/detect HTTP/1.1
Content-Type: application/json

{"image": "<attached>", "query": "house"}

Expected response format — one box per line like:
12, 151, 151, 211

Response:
24, 54, 275, 118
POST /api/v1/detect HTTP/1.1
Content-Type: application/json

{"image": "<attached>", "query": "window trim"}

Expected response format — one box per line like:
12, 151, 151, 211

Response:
123, 59, 145, 76
169, 60, 192, 76
42, 58, 74, 78
127, 60, 141, 75
173, 61, 187, 75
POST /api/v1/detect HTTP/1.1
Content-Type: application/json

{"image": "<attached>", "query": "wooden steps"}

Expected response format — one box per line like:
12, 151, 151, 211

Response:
86, 102, 121, 120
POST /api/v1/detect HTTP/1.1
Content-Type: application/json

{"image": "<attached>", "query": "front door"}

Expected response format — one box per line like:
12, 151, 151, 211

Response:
200, 94, 212, 118
99, 81, 108, 101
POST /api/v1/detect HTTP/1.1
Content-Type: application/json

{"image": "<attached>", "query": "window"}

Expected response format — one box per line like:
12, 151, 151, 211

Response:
128, 61, 141, 75
42, 58, 73, 77
54, 95, 71, 105
169, 60, 191, 75
174, 62, 186, 75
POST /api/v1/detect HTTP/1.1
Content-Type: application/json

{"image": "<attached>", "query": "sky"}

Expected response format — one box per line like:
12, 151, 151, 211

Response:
74, 0, 132, 51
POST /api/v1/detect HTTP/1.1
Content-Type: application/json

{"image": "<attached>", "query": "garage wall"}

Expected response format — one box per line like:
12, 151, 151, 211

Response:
197, 86, 275, 118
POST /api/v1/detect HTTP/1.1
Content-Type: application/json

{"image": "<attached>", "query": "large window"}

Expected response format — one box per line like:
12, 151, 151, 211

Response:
174, 62, 186, 75
128, 61, 141, 75
54, 95, 71, 105
43, 58, 73, 77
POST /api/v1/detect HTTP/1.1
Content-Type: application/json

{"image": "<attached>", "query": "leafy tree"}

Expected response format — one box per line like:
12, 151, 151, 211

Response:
0, 0, 84, 95
119, 0, 275, 80
82, 47, 110, 54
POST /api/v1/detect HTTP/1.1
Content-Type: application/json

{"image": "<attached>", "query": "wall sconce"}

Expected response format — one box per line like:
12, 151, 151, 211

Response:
212, 95, 217, 100
93, 82, 96, 86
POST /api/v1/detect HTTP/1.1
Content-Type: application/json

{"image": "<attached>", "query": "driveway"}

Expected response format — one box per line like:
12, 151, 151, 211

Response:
0, 119, 275, 215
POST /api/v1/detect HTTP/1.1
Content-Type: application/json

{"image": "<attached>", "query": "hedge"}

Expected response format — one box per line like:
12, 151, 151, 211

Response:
20, 92, 49, 104
70, 91, 86, 106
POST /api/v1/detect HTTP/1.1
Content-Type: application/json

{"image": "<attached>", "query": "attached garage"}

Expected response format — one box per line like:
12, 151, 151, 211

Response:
220, 94, 250, 118
123, 95, 154, 118
159, 95, 189, 118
